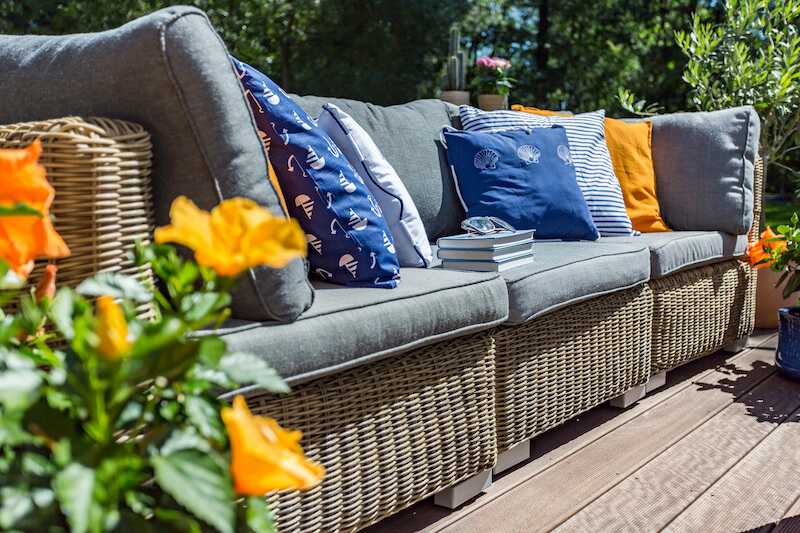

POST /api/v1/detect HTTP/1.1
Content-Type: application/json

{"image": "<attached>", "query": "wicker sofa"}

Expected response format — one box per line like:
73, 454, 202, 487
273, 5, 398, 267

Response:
0, 6, 761, 533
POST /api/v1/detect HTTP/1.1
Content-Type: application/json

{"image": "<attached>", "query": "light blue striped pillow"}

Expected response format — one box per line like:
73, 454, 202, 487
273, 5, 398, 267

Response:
459, 106, 638, 237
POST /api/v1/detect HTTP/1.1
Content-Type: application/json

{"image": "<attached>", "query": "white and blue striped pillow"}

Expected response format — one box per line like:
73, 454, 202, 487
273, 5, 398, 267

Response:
459, 106, 638, 237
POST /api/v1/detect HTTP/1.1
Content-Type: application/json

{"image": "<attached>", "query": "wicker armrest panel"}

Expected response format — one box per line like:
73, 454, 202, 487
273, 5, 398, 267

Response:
650, 259, 756, 373
0, 117, 155, 318
493, 284, 653, 452
246, 330, 497, 533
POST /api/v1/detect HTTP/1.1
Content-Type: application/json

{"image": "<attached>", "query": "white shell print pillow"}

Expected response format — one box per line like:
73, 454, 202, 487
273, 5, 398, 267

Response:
318, 103, 434, 267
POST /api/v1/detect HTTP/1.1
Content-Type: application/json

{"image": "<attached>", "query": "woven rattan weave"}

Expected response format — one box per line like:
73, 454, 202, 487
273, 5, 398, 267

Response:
648, 156, 763, 374
0, 117, 155, 318
493, 284, 653, 452
247, 330, 497, 533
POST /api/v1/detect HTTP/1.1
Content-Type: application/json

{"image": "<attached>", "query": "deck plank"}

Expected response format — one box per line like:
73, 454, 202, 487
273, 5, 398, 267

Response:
774, 494, 800, 533
552, 370, 800, 532
429, 341, 778, 532
662, 399, 800, 533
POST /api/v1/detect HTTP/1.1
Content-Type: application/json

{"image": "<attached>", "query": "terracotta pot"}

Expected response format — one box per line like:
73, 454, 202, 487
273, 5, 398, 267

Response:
755, 267, 796, 328
477, 94, 508, 111
439, 91, 470, 106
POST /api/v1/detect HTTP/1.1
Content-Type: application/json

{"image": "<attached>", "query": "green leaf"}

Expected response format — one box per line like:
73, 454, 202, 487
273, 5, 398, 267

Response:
197, 335, 227, 366
158, 428, 213, 457
184, 395, 226, 443
152, 449, 235, 533
0, 369, 42, 410
181, 292, 230, 323
218, 353, 290, 394
132, 340, 199, 382
49, 288, 76, 341
0, 486, 34, 530
245, 497, 278, 533
54, 463, 96, 533
0, 202, 43, 218
76, 272, 152, 303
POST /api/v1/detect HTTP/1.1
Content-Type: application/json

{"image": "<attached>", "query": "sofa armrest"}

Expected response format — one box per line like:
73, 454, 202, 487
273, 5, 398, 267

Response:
0, 116, 156, 319
751, 154, 765, 243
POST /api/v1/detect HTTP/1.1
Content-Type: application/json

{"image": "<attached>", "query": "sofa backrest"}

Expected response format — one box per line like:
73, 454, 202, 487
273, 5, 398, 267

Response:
293, 95, 466, 241
638, 106, 760, 235
0, 6, 314, 322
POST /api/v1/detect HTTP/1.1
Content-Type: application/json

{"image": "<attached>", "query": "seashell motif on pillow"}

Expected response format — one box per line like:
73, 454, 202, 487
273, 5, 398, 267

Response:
517, 144, 541, 165
474, 148, 500, 171
557, 144, 573, 165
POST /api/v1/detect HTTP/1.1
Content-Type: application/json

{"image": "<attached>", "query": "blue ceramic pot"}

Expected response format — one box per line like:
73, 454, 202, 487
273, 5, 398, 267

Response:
776, 307, 800, 380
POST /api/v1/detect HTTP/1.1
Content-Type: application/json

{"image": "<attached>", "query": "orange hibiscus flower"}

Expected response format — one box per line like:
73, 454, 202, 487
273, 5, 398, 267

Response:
221, 395, 324, 495
0, 140, 70, 279
95, 296, 131, 362
745, 226, 787, 268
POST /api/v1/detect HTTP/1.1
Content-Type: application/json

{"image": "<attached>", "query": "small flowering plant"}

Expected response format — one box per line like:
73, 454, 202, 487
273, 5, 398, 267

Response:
746, 213, 800, 303
471, 56, 516, 95
0, 140, 321, 532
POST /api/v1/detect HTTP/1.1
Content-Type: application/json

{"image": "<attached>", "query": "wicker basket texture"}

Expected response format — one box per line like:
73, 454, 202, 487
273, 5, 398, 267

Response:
246, 331, 497, 533
493, 284, 653, 451
0, 117, 156, 319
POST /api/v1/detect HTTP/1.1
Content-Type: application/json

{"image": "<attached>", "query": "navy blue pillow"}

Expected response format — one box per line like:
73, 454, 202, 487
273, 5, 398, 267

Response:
233, 57, 400, 288
442, 126, 600, 241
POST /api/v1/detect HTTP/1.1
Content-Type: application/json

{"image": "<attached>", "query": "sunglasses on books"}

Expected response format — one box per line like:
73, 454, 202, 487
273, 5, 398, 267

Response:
461, 216, 516, 235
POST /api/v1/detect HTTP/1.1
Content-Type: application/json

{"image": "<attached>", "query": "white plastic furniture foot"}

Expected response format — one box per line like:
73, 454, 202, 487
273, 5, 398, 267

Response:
645, 372, 667, 393
722, 336, 749, 353
434, 469, 492, 509
609, 384, 646, 408
493, 440, 531, 475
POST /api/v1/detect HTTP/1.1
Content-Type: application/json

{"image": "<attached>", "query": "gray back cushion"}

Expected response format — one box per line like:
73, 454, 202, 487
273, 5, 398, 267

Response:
0, 6, 314, 322
293, 95, 466, 240
643, 106, 760, 235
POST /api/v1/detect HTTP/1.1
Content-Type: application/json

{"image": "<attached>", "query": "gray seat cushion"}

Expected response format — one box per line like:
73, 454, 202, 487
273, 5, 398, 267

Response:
0, 6, 313, 323
639, 106, 760, 235
293, 95, 465, 241
606, 231, 748, 279
217, 267, 508, 388
432, 241, 651, 325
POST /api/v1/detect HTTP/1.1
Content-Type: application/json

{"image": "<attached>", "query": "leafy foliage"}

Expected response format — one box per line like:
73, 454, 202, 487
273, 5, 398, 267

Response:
0, 243, 292, 531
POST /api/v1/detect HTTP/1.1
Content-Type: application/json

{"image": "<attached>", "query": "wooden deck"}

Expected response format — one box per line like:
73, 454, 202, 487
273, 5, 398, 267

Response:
362, 329, 800, 533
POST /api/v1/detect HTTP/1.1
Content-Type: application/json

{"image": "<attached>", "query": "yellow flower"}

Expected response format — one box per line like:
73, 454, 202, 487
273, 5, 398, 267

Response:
154, 196, 306, 277
95, 296, 131, 362
221, 395, 324, 495
0, 140, 70, 280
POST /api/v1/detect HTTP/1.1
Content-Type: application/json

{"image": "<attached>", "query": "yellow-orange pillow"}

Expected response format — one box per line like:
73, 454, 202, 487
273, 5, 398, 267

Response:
603, 118, 669, 232
267, 160, 289, 215
513, 105, 670, 232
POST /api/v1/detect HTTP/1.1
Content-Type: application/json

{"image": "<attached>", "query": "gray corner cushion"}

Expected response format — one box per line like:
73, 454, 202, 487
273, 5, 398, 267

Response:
0, 6, 314, 322
606, 231, 748, 279
430, 241, 650, 325
643, 106, 760, 235
293, 95, 466, 240
216, 267, 508, 388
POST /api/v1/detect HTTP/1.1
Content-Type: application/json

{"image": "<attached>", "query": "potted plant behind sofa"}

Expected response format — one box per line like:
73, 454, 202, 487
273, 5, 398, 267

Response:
472, 56, 516, 111
747, 214, 800, 380
440, 27, 470, 106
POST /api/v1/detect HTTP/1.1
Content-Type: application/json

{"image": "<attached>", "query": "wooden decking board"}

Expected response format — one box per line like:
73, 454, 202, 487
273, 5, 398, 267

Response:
662, 398, 800, 533
430, 342, 778, 532
774, 493, 800, 533
551, 370, 800, 532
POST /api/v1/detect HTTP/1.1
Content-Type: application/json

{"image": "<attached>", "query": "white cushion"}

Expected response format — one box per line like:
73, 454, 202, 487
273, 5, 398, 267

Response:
459, 106, 638, 237
318, 103, 433, 267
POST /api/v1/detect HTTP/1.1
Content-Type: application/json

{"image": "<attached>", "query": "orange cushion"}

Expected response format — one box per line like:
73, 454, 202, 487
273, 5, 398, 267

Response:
511, 104, 570, 117
512, 105, 670, 232
268, 160, 289, 215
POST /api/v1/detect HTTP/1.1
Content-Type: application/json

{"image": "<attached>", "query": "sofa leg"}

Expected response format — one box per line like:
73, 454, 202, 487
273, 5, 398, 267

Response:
493, 439, 531, 475
434, 469, 492, 509
645, 372, 667, 393
722, 335, 749, 353
609, 384, 646, 408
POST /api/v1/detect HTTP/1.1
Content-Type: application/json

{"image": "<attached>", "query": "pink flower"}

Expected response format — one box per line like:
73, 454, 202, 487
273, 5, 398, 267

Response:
476, 56, 495, 68
491, 57, 511, 69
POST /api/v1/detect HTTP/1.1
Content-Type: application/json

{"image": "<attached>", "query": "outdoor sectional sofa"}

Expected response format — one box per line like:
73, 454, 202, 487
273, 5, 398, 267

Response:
0, 6, 761, 533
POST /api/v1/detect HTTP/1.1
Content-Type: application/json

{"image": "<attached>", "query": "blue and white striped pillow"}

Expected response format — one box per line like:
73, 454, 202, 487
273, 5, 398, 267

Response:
459, 106, 638, 237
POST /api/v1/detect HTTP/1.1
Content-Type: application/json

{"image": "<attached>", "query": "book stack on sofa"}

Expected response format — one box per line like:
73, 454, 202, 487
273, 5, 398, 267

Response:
0, 6, 761, 533
437, 229, 534, 272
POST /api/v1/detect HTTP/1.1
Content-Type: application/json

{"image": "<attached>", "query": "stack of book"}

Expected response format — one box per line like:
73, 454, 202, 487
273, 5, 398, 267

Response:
437, 229, 535, 272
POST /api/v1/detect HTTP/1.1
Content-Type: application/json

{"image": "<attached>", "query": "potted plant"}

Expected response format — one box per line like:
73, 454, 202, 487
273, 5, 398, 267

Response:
747, 214, 800, 379
472, 56, 515, 111
439, 27, 470, 106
